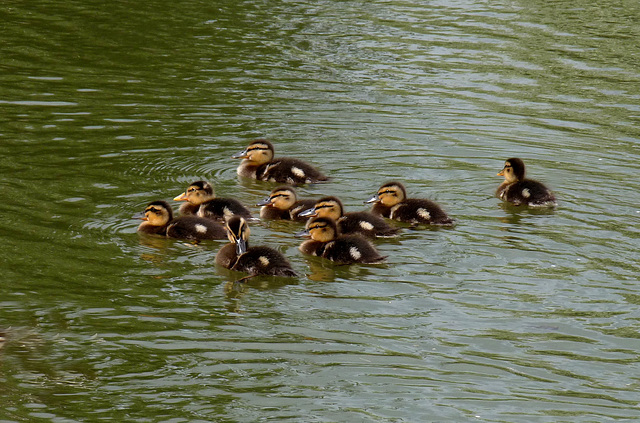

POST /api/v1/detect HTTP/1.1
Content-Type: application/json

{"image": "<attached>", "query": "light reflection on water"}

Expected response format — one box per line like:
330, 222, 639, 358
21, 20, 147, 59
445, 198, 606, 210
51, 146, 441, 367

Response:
1, 0, 640, 421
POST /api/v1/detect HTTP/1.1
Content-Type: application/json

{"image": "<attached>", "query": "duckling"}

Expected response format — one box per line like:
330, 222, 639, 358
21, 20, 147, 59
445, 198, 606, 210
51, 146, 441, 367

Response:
215, 216, 298, 277
135, 200, 227, 240
173, 180, 252, 222
257, 185, 317, 221
232, 139, 328, 184
366, 181, 453, 225
296, 217, 387, 265
298, 196, 400, 238
496, 158, 557, 207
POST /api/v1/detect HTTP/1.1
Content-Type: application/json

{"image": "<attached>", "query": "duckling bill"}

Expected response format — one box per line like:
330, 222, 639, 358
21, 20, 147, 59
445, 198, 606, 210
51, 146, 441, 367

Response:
496, 158, 556, 207
215, 216, 297, 277
135, 200, 227, 240
232, 139, 328, 185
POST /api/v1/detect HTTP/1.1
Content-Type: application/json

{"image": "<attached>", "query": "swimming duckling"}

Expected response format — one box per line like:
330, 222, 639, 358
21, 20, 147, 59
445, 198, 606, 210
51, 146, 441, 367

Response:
232, 139, 328, 184
173, 180, 252, 221
496, 158, 557, 207
366, 181, 453, 225
215, 216, 298, 277
135, 200, 227, 240
296, 217, 387, 265
298, 196, 400, 238
257, 185, 317, 221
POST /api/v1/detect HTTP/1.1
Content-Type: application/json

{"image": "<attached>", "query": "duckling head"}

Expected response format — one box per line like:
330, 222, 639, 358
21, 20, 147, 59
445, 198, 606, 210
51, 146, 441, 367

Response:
296, 216, 338, 243
225, 215, 250, 254
231, 139, 274, 166
497, 158, 526, 183
173, 181, 215, 205
366, 181, 406, 207
299, 196, 343, 219
136, 200, 173, 227
257, 185, 297, 210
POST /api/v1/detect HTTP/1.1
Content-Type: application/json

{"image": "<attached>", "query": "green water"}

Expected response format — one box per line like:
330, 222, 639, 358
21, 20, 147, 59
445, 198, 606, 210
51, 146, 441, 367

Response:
1, 0, 639, 421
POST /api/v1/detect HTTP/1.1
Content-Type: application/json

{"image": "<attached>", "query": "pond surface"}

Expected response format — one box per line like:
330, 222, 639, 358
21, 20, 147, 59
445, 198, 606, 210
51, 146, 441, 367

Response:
1, 0, 640, 421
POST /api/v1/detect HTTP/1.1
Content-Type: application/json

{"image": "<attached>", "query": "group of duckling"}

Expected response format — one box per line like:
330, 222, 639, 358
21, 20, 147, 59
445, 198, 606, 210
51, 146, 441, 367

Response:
135, 139, 556, 278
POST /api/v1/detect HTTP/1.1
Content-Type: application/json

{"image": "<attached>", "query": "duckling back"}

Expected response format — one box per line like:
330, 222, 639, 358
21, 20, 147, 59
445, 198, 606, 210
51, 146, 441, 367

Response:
198, 198, 253, 221
232, 246, 298, 277
166, 216, 227, 240
322, 235, 387, 264
389, 199, 453, 225
339, 211, 401, 238
257, 158, 328, 185
497, 180, 556, 207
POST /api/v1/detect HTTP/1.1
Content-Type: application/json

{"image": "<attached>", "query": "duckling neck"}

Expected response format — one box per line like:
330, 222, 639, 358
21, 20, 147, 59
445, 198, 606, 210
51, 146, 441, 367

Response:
496, 181, 514, 199
138, 221, 168, 235
237, 160, 259, 178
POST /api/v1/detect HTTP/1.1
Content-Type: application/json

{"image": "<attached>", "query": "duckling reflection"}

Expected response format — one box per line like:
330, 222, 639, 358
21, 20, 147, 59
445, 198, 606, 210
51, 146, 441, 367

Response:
496, 158, 556, 207
232, 139, 328, 184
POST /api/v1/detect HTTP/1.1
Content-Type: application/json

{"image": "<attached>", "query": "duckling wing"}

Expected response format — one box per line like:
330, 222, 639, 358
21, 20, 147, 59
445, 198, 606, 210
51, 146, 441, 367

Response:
257, 158, 327, 185
233, 246, 298, 277
323, 236, 386, 264
215, 243, 238, 269
199, 198, 253, 221
506, 180, 556, 207
393, 199, 453, 225
340, 212, 401, 238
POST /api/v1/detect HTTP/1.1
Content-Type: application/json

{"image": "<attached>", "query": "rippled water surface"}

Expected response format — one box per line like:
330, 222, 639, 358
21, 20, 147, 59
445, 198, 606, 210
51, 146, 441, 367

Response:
2, 0, 640, 421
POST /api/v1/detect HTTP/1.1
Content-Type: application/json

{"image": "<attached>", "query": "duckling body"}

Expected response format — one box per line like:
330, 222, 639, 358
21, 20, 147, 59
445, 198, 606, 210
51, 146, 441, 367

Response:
216, 216, 297, 277
232, 139, 328, 185
366, 182, 453, 225
299, 196, 400, 238
496, 158, 556, 207
257, 186, 317, 221
297, 217, 387, 265
136, 200, 227, 240
174, 181, 252, 221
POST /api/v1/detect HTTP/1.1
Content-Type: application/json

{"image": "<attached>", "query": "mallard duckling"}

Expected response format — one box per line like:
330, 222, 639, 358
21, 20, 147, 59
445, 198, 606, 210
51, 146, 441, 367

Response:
296, 217, 387, 264
232, 139, 328, 184
366, 181, 453, 225
135, 200, 227, 240
257, 185, 317, 221
173, 180, 252, 221
215, 216, 298, 277
298, 196, 400, 238
496, 158, 557, 207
